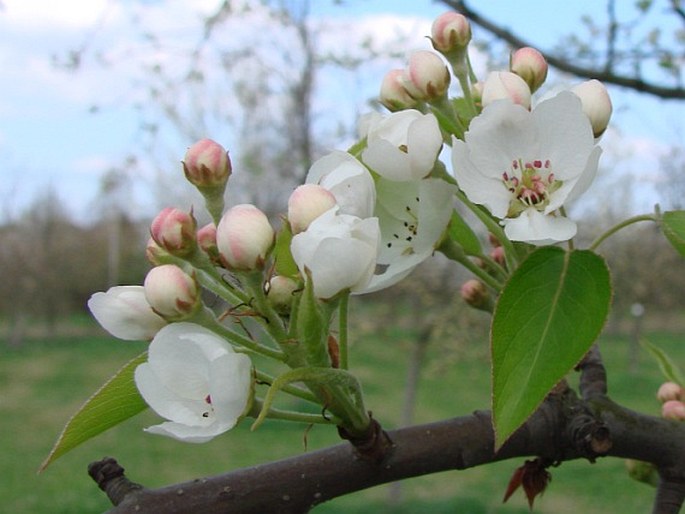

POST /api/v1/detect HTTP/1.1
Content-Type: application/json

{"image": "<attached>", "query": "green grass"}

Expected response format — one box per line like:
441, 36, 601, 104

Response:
1, 318, 684, 513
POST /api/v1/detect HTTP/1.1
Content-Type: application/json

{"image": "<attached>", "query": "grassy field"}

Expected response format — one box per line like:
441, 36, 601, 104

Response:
1, 312, 683, 513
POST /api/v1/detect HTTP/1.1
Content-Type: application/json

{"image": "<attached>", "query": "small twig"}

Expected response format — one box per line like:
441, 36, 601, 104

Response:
88, 457, 144, 506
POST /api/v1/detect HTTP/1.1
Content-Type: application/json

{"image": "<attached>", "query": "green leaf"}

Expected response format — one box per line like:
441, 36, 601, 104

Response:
447, 210, 482, 256
40, 352, 148, 471
641, 339, 685, 385
273, 222, 299, 278
491, 247, 611, 449
661, 210, 685, 257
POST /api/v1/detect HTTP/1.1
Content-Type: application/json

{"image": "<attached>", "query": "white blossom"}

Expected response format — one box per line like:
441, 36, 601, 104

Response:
451, 92, 601, 245
87, 286, 167, 341
134, 323, 252, 443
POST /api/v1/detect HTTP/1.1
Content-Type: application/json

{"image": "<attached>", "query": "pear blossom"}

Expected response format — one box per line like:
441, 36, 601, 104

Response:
379, 69, 418, 112
88, 285, 167, 341
451, 92, 602, 245
288, 184, 337, 234
144, 264, 201, 320
216, 204, 274, 271
362, 178, 456, 293
402, 50, 451, 101
570, 79, 613, 138
290, 208, 380, 299
134, 322, 253, 443
306, 150, 376, 219
481, 71, 531, 109
361, 110, 443, 181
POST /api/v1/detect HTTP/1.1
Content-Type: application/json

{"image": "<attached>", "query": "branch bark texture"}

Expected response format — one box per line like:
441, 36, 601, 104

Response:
93, 387, 685, 513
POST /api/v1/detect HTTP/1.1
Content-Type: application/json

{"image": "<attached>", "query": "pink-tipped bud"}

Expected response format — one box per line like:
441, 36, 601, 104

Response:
380, 69, 418, 112
182, 138, 231, 188
657, 382, 684, 403
267, 275, 299, 314
570, 79, 612, 138
482, 71, 531, 110
402, 50, 451, 101
144, 264, 201, 320
216, 204, 274, 271
662, 400, 685, 420
431, 11, 471, 53
145, 236, 169, 266
510, 47, 548, 93
197, 223, 219, 261
490, 246, 506, 267
460, 279, 491, 311
150, 207, 198, 257
288, 184, 337, 235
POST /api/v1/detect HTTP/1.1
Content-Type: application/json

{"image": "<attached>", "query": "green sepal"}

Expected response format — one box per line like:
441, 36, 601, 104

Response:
296, 271, 335, 368
274, 221, 299, 278
40, 351, 148, 471
660, 210, 685, 257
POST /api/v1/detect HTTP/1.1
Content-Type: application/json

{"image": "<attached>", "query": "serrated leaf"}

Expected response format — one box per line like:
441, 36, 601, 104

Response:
447, 210, 482, 256
661, 210, 685, 257
491, 247, 611, 449
641, 338, 685, 385
40, 351, 148, 471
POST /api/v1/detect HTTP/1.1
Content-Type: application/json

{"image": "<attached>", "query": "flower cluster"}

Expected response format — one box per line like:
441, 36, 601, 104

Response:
85, 9, 613, 446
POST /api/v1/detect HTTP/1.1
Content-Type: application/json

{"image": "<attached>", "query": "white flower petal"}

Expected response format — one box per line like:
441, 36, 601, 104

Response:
503, 209, 577, 245
144, 421, 227, 443
88, 286, 167, 341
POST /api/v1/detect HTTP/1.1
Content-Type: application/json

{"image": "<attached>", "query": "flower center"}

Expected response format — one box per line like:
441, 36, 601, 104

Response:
502, 158, 561, 217
201, 394, 214, 419
386, 197, 420, 256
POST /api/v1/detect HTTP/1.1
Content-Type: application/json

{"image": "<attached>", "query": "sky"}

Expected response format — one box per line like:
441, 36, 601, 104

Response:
1, 0, 683, 223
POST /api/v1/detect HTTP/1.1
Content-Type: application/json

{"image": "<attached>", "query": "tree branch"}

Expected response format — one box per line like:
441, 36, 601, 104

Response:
92, 387, 685, 513
441, 0, 685, 100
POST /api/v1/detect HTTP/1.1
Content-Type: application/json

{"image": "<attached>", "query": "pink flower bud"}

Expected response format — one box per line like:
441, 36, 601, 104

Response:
197, 223, 219, 262
460, 279, 491, 311
570, 79, 612, 138
182, 138, 231, 188
145, 237, 169, 266
402, 50, 451, 101
216, 204, 274, 271
490, 245, 506, 267
431, 11, 471, 53
510, 47, 548, 93
288, 184, 337, 234
267, 275, 299, 314
662, 400, 685, 420
379, 69, 418, 112
144, 264, 201, 320
150, 207, 197, 257
657, 382, 683, 403
482, 71, 531, 109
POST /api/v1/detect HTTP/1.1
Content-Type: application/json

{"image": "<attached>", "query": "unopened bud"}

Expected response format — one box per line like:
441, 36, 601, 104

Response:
197, 223, 219, 262
657, 382, 683, 403
182, 138, 231, 188
482, 71, 531, 110
144, 264, 201, 320
402, 50, 451, 101
267, 275, 299, 314
490, 246, 506, 267
510, 47, 548, 93
150, 207, 197, 257
380, 69, 418, 112
570, 79, 612, 138
430, 12, 471, 53
146, 237, 169, 266
216, 204, 275, 271
288, 184, 337, 234
662, 399, 685, 420
460, 279, 491, 311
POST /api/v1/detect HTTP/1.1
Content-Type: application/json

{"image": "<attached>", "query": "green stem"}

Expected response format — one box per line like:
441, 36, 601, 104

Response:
454, 189, 520, 270
241, 271, 288, 342
193, 308, 286, 361
440, 239, 503, 291
249, 399, 341, 426
338, 292, 350, 370
429, 94, 465, 140
588, 214, 657, 251
254, 370, 319, 404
